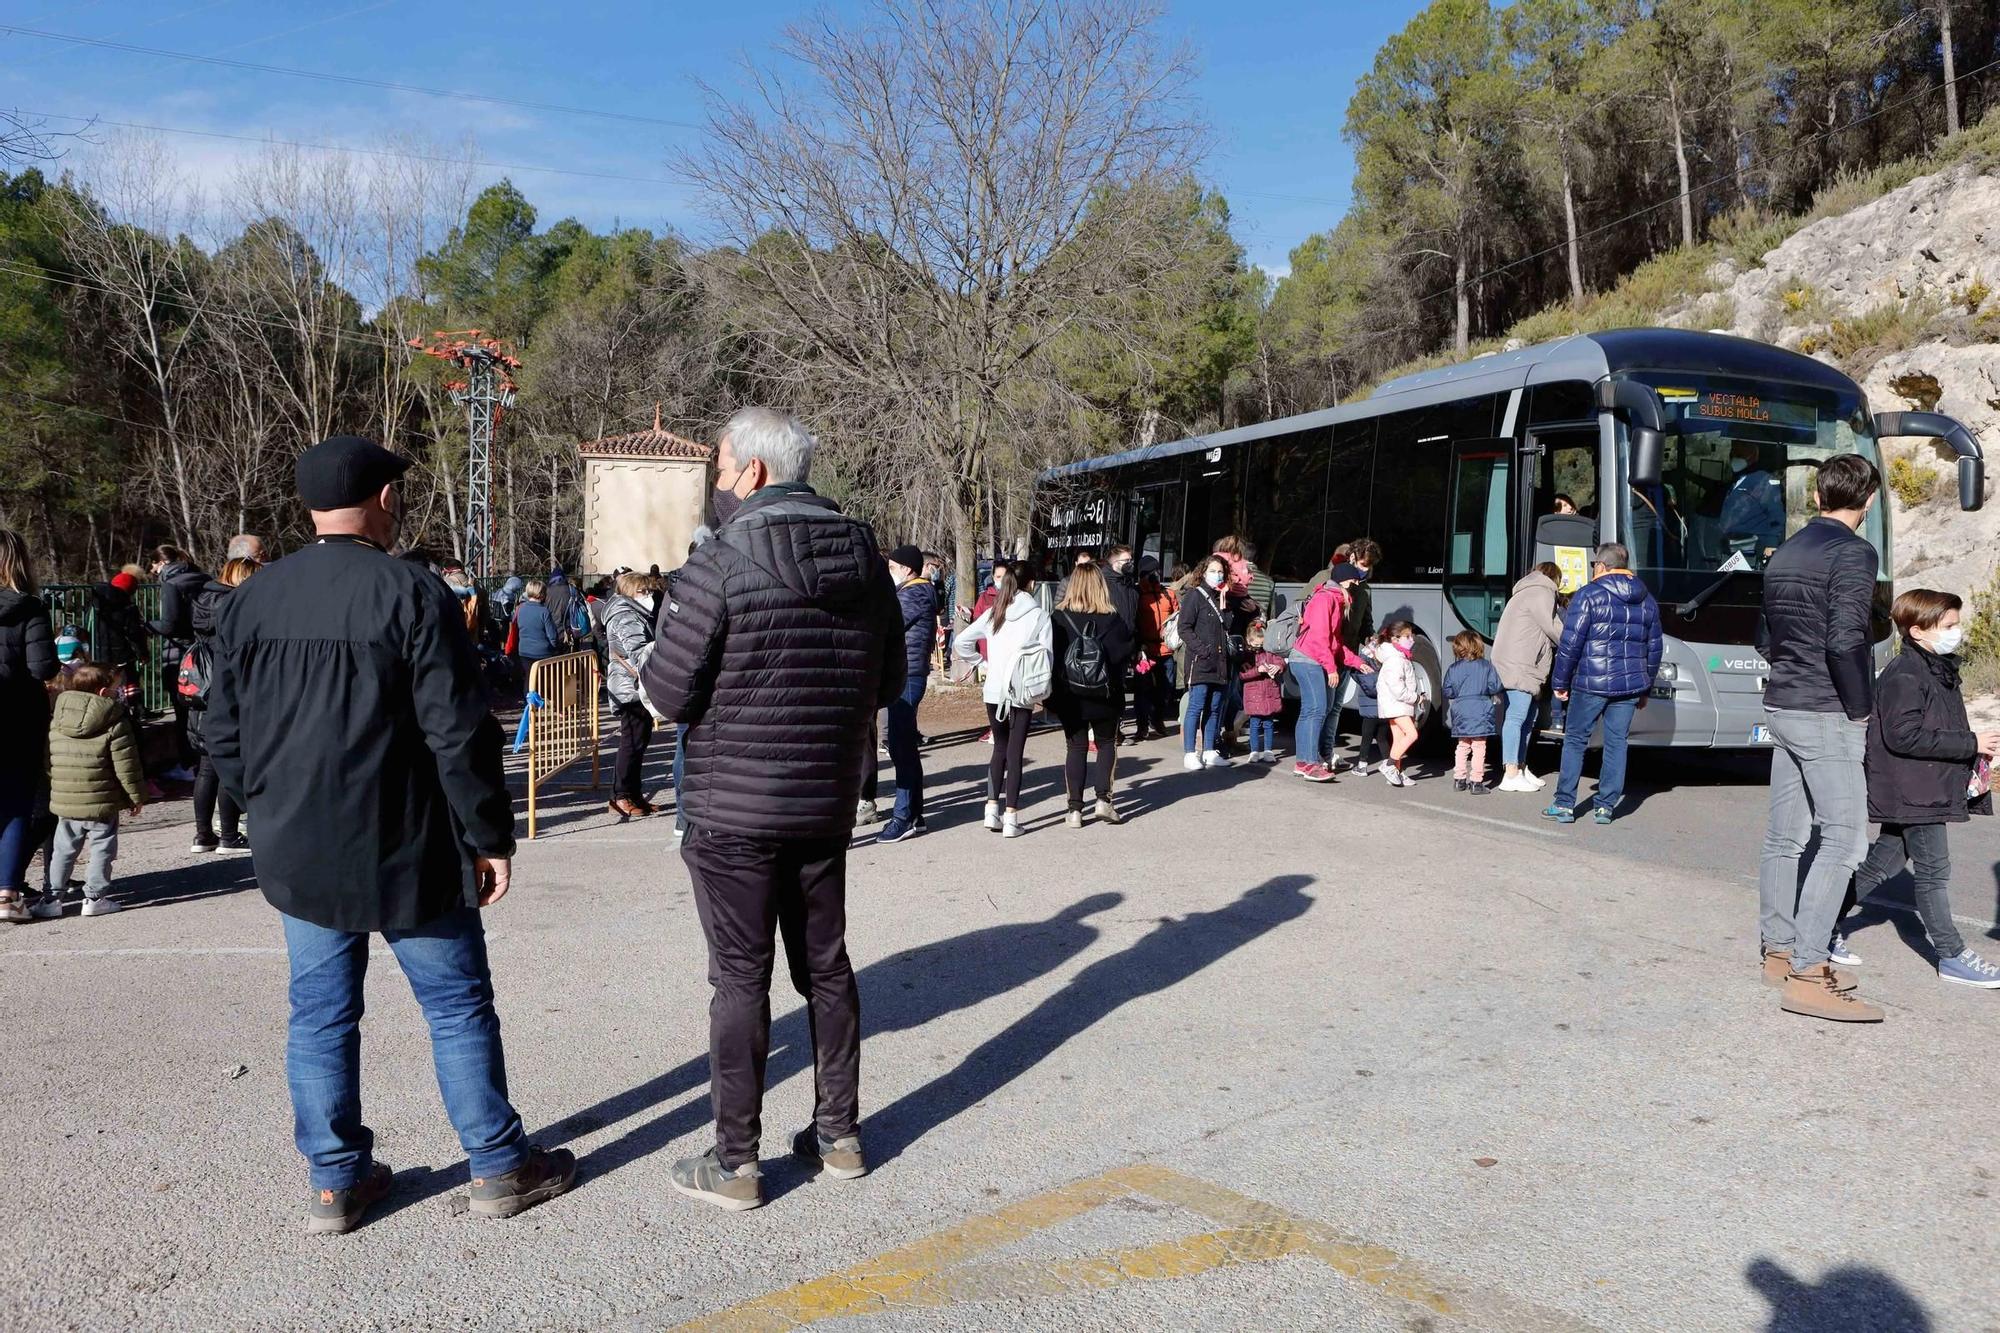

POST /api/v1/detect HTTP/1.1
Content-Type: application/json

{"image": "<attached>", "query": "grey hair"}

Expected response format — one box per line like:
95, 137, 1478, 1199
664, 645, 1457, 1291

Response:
722, 406, 815, 484
225, 533, 264, 561
1595, 542, 1629, 569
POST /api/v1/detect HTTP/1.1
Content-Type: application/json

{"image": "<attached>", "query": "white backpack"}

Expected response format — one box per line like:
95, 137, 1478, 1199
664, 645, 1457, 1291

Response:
1002, 635, 1053, 718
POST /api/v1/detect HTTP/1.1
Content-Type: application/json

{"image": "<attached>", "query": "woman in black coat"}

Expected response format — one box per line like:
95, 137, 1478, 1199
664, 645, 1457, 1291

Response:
0, 529, 57, 922
1850, 588, 2000, 985
1049, 565, 1136, 827
1176, 554, 1252, 769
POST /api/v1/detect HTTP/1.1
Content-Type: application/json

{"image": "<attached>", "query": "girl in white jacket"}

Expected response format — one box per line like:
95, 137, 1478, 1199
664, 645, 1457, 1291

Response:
1372, 620, 1428, 788
952, 564, 1051, 838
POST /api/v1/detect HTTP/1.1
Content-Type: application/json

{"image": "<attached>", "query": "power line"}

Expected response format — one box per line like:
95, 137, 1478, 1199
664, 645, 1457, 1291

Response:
21, 109, 685, 191
0, 23, 706, 132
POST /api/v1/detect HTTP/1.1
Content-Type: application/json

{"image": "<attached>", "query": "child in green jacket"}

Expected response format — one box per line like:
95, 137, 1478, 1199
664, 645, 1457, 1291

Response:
39, 665, 146, 918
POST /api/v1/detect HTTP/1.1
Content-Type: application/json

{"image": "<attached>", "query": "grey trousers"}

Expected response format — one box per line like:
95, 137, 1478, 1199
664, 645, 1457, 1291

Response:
50, 816, 119, 899
1758, 709, 1869, 971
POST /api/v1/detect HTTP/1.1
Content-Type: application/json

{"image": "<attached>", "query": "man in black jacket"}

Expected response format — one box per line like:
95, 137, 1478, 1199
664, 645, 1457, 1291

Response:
208, 435, 575, 1233
643, 406, 904, 1212
148, 545, 210, 778
1755, 452, 1884, 1022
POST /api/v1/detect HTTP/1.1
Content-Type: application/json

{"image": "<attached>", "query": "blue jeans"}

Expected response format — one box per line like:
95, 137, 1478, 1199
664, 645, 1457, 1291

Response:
1288, 654, 1333, 763
1552, 691, 1638, 813
282, 907, 527, 1191
886, 676, 926, 821
1182, 682, 1225, 753
1502, 690, 1539, 768
1757, 708, 1869, 969
0, 767, 32, 892
1248, 717, 1276, 752
673, 724, 689, 832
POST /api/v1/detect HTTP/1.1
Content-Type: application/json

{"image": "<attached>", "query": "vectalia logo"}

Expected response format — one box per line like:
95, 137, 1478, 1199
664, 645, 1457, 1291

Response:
1708, 654, 1768, 671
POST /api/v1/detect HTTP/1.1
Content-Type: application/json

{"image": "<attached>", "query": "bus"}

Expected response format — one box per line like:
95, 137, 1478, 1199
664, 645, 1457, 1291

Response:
1032, 328, 1985, 748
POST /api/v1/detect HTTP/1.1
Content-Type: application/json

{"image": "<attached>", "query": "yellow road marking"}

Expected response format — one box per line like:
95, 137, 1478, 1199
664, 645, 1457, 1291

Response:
672, 1164, 1459, 1331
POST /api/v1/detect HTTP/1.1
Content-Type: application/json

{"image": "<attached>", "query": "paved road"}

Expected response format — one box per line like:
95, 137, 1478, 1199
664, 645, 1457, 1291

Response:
6, 719, 1998, 1331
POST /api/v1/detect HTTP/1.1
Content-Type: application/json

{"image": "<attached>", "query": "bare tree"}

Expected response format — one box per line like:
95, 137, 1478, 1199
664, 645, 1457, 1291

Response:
681, 0, 1208, 595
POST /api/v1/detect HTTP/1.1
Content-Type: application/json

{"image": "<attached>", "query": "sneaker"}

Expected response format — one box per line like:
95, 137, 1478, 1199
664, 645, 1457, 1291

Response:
1453, 778, 1468, 792
1541, 805, 1576, 824
854, 800, 878, 826
1003, 813, 1024, 838
1468, 782, 1491, 796
81, 896, 123, 917
671, 825, 685, 846
1201, 750, 1229, 768
1064, 809, 1083, 829
1938, 949, 2000, 988
29, 894, 64, 920
1592, 807, 1614, 826
1182, 751, 1202, 771
1088, 742, 1098, 758
877, 817, 920, 843
983, 801, 1003, 832
468, 1146, 577, 1218
1828, 936, 1862, 967
1295, 763, 1335, 784
0, 891, 26, 924
160, 766, 195, 783
307, 1161, 393, 1235
1780, 964, 1883, 1022
216, 835, 252, 856
1760, 948, 1856, 992
189, 837, 219, 854
1094, 799, 1124, 825
792, 1127, 868, 1180
980, 730, 994, 746
1261, 750, 1282, 765
669, 1147, 762, 1212
1351, 761, 1373, 776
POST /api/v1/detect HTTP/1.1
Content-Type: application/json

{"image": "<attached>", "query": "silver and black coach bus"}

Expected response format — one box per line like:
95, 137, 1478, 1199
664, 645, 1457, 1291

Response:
1032, 328, 1985, 749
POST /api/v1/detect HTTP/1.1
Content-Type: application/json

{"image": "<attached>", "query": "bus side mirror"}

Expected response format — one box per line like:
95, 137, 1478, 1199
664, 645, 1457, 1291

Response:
1597, 378, 1665, 485
1630, 426, 1665, 487
1874, 410, 1985, 512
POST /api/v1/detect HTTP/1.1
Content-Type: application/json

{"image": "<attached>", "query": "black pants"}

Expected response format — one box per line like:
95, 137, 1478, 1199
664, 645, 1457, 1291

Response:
681, 828, 859, 1169
168, 681, 197, 769
191, 754, 240, 842
1062, 719, 1116, 808
613, 702, 654, 802
986, 704, 1033, 809
1356, 715, 1385, 766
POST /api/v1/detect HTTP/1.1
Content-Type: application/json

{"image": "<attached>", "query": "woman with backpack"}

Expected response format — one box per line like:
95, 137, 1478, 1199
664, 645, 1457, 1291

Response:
1049, 565, 1135, 828
603, 571, 662, 820
187, 557, 260, 854
1283, 562, 1373, 782
953, 562, 1051, 839
1178, 554, 1250, 771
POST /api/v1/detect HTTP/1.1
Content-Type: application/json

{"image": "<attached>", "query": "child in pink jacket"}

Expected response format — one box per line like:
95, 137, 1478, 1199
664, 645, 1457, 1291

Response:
1240, 621, 1286, 763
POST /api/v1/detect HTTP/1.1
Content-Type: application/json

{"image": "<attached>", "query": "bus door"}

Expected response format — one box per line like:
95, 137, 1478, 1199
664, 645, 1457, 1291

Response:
1127, 481, 1182, 573
1442, 439, 1517, 639
1181, 448, 1235, 562
1523, 424, 1603, 596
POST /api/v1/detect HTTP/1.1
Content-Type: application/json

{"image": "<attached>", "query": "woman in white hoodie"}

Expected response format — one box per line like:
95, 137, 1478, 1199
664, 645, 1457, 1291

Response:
1372, 620, 1428, 787
952, 562, 1051, 838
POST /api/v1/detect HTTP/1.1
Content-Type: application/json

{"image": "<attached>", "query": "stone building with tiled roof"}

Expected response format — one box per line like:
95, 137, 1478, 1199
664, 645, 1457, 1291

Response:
578, 411, 714, 574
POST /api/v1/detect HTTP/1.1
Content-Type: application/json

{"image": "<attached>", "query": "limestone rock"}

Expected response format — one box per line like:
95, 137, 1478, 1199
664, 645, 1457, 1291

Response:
1863, 342, 2000, 607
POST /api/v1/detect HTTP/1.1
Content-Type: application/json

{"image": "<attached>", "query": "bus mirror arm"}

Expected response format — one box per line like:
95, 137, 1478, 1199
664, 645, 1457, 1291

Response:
1875, 410, 1985, 512
1597, 379, 1666, 486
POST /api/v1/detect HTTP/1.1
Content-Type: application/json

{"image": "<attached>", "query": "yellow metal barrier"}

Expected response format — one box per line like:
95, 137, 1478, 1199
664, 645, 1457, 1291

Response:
525, 651, 602, 838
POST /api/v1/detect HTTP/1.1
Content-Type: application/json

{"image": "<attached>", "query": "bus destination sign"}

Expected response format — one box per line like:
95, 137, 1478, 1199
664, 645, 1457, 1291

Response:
1657, 386, 1816, 435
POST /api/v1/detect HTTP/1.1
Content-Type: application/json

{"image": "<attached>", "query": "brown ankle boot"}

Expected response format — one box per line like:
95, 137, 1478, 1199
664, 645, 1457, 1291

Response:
1761, 948, 1857, 992
1779, 964, 1883, 1022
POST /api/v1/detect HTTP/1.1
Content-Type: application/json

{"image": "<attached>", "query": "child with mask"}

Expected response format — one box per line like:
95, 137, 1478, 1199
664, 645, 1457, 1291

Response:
1373, 620, 1428, 787
1177, 555, 1243, 769
1849, 588, 2000, 987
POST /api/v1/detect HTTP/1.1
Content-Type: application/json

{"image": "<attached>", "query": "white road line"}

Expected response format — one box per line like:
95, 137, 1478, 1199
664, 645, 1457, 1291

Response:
3, 946, 390, 958
1404, 800, 1563, 838
1859, 894, 1997, 936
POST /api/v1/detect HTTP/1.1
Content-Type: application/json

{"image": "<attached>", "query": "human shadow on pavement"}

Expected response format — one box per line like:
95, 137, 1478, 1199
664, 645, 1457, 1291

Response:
554, 890, 1131, 1189
112, 855, 258, 911
864, 874, 1314, 1165
1746, 1257, 1932, 1332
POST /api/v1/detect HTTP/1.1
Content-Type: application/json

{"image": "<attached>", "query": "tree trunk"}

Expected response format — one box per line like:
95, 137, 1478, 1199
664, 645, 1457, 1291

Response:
1669, 82, 1695, 249
505, 451, 518, 574
1562, 151, 1584, 307
948, 486, 977, 635
1941, 1, 1960, 137
1453, 242, 1470, 357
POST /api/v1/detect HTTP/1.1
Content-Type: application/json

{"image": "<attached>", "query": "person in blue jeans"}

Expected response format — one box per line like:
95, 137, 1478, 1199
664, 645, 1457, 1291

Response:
881, 547, 936, 843
206, 435, 575, 1233
1543, 542, 1662, 826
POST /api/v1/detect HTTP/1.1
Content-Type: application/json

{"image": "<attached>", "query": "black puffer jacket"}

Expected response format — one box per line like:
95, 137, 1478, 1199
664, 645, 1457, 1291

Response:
641, 483, 904, 838
895, 576, 936, 687
0, 587, 57, 785
88, 583, 148, 669
1865, 641, 1979, 825
149, 560, 208, 643
1760, 516, 1878, 720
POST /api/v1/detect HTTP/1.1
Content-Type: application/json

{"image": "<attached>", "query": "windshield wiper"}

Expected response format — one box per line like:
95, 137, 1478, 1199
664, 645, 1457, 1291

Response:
1676, 552, 1754, 619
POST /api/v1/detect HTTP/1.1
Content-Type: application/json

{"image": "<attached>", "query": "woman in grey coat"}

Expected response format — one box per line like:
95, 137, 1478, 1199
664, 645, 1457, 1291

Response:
603, 571, 661, 818
1489, 562, 1565, 793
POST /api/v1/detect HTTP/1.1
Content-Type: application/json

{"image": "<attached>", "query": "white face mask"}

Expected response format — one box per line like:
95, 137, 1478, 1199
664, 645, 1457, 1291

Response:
1928, 625, 1966, 655
1729, 457, 1749, 474
1204, 569, 1225, 589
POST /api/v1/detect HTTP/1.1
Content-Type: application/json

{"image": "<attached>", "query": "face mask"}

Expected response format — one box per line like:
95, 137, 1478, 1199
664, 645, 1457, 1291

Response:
712, 483, 744, 527
1204, 569, 1225, 590
1730, 458, 1749, 474
1929, 626, 1966, 655
1394, 637, 1415, 655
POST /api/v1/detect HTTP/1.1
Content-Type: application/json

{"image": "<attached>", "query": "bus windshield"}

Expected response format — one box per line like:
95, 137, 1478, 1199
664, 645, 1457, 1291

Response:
1617, 370, 1887, 641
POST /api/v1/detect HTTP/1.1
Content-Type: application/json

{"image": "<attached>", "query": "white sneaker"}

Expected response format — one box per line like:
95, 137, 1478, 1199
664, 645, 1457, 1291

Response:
1829, 935, 1863, 967
1201, 750, 1229, 768
1382, 765, 1400, 786
1064, 809, 1083, 829
1002, 813, 1023, 838
81, 896, 122, 917
1398, 769, 1417, 786
983, 801, 1003, 832
855, 799, 878, 826
1525, 773, 1546, 790
1182, 752, 1202, 771
1498, 773, 1526, 792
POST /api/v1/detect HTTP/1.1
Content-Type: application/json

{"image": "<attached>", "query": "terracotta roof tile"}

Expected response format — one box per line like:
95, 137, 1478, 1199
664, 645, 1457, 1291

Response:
578, 428, 713, 461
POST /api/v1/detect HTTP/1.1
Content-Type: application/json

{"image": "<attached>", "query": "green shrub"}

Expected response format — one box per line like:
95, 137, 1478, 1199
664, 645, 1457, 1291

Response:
1960, 279, 1991, 313
1714, 205, 1803, 268
1963, 570, 2000, 669
1888, 452, 1943, 508
1823, 297, 1945, 371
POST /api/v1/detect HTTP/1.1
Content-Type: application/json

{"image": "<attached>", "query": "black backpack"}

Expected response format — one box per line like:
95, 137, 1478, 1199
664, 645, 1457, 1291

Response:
1060, 612, 1110, 698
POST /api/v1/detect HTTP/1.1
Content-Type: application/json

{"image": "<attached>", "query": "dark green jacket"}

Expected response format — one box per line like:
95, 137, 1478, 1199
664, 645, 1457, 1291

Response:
48, 691, 145, 821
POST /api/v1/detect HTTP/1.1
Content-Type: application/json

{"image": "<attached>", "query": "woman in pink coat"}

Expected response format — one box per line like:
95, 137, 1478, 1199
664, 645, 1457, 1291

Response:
1287, 562, 1374, 781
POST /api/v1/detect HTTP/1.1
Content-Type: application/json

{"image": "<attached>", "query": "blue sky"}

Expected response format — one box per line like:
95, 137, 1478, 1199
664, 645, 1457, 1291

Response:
0, 0, 1419, 275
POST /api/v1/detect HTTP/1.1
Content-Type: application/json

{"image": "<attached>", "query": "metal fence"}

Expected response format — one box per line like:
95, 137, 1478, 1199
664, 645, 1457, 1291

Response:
42, 583, 172, 715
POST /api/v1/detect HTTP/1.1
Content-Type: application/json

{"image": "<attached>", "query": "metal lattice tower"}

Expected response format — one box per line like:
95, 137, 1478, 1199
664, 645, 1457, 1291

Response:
410, 331, 519, 580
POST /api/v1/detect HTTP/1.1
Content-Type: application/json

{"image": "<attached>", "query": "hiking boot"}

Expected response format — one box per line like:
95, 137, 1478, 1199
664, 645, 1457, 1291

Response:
1760, 948, 1855, 991
1938, 949, 2000, 988
792, 1127, 868, 1180
1094, 799, 1123, 825
669, 1147, 763, 1212
81, 896, 123, 917
1780, 964, 1883, 1022
1063, 809, 1084, 829
307, 1161, 393, 1234
468, 1146, 577, 1219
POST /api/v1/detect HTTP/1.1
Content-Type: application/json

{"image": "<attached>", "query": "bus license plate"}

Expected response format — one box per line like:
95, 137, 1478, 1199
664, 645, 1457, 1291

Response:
1749, 724, 1773, 744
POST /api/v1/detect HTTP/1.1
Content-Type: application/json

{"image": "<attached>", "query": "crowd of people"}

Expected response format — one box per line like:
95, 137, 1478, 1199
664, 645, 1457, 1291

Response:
0, 416, 1995, 1235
